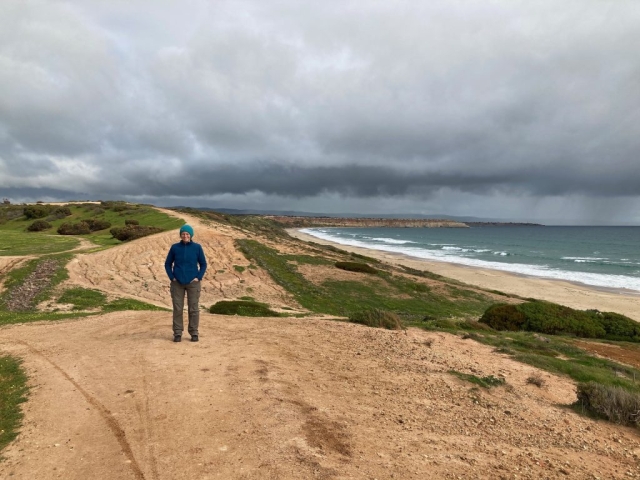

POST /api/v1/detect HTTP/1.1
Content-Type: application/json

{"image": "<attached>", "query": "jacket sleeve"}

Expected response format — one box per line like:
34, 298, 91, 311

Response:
165, 246, 175, 280
197, 245, 207, 280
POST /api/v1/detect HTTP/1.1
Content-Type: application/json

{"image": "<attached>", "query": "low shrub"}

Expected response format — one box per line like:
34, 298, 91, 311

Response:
348, 308, 403, 330
23, 205, 51, 219
480, 301, 640, 342
124, 219, 139, 226
52, 206, 72, 217
84, 219, 111, 232
335, 261, 378, 274
526, 374, 545, 388
209, 300, 281, 317
576, 382, 640, 426
480, 304, 526, 331
57, 222, 91, 235
110, 225, 162, 242
27, 220, 52, 232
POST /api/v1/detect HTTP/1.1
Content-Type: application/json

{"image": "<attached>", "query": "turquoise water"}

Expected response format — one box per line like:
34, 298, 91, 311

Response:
301, 226, 640, 292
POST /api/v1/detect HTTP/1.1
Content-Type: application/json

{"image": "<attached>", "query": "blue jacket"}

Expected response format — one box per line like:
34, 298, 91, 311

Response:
165, 241, 207, 285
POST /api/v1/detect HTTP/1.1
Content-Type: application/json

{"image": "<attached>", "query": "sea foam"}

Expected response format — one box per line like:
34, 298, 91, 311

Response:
300, 228, 640, 292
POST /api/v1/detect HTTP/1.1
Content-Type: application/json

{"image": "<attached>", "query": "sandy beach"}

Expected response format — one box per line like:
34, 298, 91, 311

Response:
288, 228, 640, 322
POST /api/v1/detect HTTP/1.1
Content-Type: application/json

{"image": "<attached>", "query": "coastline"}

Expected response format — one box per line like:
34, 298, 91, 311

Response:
287, 228, 640, 322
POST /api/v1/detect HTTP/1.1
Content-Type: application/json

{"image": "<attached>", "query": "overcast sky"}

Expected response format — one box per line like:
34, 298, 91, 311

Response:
1, 1, 639, 224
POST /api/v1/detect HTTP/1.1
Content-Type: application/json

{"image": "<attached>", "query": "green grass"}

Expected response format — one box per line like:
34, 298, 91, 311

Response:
236, 239, 495, 321
0, 310, 92, 326
233, 265, 245, 273
456, 330, 640, 392
0, 355, 29, 455
283, 254, 333, 266
102, 298, 167, 312
0, 203, 183, 249
0, 231, 79, 256
58, 288, 106, 310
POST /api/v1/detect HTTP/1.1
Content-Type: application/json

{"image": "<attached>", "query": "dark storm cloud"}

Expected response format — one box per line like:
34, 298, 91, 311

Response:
1, 0, 640, 221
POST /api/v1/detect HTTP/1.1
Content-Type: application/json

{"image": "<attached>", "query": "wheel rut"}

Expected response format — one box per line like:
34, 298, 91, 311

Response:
16, 340, 146, 480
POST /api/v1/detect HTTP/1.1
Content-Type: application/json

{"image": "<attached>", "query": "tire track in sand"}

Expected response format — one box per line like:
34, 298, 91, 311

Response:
16, 340, 146, 480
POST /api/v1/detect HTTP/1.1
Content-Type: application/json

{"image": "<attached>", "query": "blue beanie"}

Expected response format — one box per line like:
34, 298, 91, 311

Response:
179, 224, 194, 238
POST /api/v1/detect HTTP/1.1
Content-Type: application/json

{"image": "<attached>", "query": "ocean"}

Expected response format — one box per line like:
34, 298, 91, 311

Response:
300, 226, 640, 292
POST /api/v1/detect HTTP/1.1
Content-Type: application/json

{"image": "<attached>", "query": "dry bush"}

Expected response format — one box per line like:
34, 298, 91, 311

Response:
526, 373, 545, 388
576, 382, 640, 426
423, 338, 434, 347
348, 308, 403, 330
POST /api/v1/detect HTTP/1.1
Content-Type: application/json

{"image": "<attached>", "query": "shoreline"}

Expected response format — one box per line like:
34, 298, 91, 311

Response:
287, 228, 640, 322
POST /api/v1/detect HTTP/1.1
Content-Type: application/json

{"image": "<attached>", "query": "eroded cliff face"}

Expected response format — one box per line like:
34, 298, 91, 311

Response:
266, 216, 468, 228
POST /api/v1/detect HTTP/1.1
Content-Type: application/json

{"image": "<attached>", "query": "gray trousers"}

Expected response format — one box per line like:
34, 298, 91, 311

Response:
171, 281, 201, 336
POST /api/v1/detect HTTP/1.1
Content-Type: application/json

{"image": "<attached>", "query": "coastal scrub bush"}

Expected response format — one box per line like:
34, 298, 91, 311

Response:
576, 382, 640, 426
209, 300, 281, 317
480, 304, 526, 331
27, 220, 52, 232
124, 219, 139, 226
335, 261, 378, 274
58, 222, 91, 235
110, 225, 162, 242
52, 206, 72, 217
480, 301, 640, 341
23, 205, 51, 219
348, 308, 403, 330
84, 219, 111, 232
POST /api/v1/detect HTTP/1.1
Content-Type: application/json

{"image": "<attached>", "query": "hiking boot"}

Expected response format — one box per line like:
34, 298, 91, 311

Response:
190, 335, 199, 342
173, 335, 182, 343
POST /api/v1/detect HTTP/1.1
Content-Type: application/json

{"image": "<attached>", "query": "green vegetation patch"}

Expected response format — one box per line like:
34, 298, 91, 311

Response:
236, 239, 494, 321
0, 231, 79, 256
465, 330, 640, 392
450, 371, 506, 388
0, 311, 91, 327
348, 308, 404, 330
335, 261, 379, 274
58, 288, 107, 310
283, 254, 332, 266
480, 301, 640, 342
102, 298, 167, 312
0, 202, 183, 249
210, 300, 281, 317
233, 265, 245, 273
0, 355, 29, 454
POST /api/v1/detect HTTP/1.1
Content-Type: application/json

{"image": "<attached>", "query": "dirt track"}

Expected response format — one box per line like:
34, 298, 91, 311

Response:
1, 211, 640, 479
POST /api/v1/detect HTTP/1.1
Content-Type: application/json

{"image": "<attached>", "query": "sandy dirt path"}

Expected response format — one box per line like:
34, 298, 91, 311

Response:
1, 312, 640, 479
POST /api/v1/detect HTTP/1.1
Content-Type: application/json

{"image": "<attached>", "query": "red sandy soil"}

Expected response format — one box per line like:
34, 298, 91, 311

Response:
0, 209, 639, 479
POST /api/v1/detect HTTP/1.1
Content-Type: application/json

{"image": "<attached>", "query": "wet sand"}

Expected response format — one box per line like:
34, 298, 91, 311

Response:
288, 229, 640, 322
